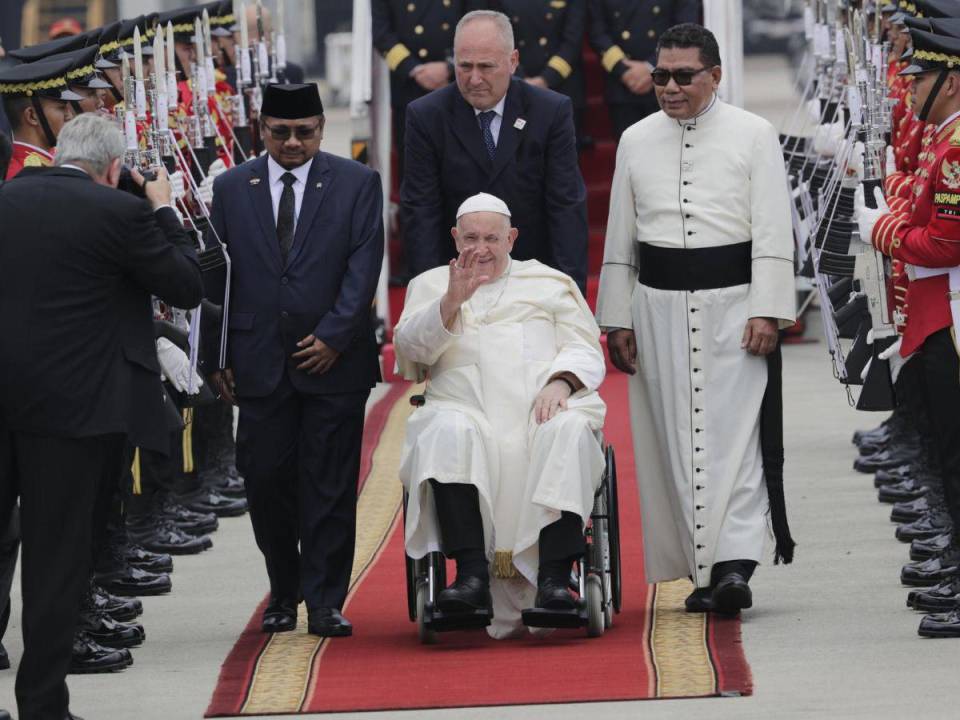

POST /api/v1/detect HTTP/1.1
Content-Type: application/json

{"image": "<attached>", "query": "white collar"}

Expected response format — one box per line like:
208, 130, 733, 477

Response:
474, 94, 506, 118
676, 93, 720, 128
267, 154, 313, 186
60, 164, 89, 175
937, 109, 960, 134
11, 138, 53, 159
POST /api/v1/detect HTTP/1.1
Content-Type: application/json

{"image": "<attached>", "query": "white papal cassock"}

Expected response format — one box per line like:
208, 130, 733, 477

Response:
595, 96, 796, 589
395, 259, 606, 638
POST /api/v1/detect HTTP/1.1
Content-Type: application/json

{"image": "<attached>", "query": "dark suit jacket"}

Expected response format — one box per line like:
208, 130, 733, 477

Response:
210, 151, 384, 399
401, 77, 588, 292
588, 0, 701, 105
0, 167, 203, 452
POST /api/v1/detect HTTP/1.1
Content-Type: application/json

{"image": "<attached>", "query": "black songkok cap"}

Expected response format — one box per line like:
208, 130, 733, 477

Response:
901, 26, 960, 73
260, 83, 324, 119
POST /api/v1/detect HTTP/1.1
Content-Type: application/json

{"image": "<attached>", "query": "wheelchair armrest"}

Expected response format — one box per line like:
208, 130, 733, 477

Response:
410, 394, 426, 407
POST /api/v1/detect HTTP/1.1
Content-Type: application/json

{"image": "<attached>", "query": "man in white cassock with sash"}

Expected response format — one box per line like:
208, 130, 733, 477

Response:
394, 192, 606, 639
595, 23, 797, 616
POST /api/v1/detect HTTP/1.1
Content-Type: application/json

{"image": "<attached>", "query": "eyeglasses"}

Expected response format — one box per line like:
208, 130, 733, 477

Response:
651, 66, 713, 87
262, 121, 321, 141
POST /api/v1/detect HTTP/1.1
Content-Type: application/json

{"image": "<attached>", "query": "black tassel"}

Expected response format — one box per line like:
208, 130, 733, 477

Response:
761, 343, 796, 565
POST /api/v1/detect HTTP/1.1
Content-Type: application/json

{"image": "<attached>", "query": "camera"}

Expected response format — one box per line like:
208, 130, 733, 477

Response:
117, 165, 158, 198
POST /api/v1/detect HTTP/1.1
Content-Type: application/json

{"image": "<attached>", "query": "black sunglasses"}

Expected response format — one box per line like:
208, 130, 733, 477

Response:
262, 121, 321, 141
651, 66, 713, 87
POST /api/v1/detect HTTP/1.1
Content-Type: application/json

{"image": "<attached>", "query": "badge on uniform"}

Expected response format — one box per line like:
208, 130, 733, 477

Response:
250, 177, 261, 185
316, 182, 323, 189
514, 118, 527, 130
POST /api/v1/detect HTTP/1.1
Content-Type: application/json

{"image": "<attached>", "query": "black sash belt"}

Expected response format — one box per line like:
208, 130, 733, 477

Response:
637, 241, 753, 291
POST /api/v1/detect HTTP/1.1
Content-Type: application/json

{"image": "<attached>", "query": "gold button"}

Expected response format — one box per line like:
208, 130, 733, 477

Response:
621, 30, 631, 40
539, 36, 547, 46
419, 48, 428, 58
442, 22, 449, 31
653, 5, 661, 13
647, 29, 656, 38
407, 2, 415, 10
414, 24, 424, 34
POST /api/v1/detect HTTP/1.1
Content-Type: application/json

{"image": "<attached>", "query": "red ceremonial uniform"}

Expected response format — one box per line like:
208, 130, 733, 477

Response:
5, 141, 53, 180
872, 113, 960, 356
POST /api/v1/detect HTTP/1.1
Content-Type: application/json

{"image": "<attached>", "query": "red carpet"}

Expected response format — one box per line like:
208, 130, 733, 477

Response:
205, 374, 752, 717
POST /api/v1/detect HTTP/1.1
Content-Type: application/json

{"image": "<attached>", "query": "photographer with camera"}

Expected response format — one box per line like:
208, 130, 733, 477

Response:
0, 112, 202, 720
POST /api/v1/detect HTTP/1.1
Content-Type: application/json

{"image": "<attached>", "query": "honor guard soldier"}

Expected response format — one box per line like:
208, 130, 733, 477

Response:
588, 0, 700, 140
0, 56, 82, 179
487, 0, 587, 144
854, 28, 960, 638
8, 44, 112, 116
373, 0, 480, 174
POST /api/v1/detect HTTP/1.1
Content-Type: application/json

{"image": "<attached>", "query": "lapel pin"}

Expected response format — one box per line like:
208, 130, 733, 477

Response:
316, 181, 323, 189
514, 118, 527, 130
249, 177, 261, 185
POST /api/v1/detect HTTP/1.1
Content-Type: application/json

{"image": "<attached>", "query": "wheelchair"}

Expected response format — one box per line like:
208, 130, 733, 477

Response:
403, 394, 622, 643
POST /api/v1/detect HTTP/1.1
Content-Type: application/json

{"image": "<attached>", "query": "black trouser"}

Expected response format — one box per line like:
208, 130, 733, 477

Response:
429, 480, 585, 576
918, 328, 960, 535
126, 438, 180, 521
609, 95, 660, 142
12, 431, 125, 720
237, 373, 369, 611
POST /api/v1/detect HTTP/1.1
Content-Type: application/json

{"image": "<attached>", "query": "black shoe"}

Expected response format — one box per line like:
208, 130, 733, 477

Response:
895, 511, 952, 543
874, 464, 920, 487
534, 577, 578, 611
262, 600, 298, 633
854, 447, 921, 473
901, 548, 960, 587
69, 631, 133, 674
158, 496, 219, 536
891, 495, 940, 524
77, 609, 145, 648
128, 517, 213, 555
436, 575, 492, 614
918, 608, 960, 637
125, 544, 174, 574
0, 642, 8, 670
852, 418, 893, 446
89, 581, 142, 622
307, 608, 353, 637
173, 488, 247, 517
878, 477, 933, 503
200, 467, 246, 499
910, 577, 960, 612
685, 587, 714, 613
95, 563, 172, 597
911, 532, 953, 562
712, 572, 753, 615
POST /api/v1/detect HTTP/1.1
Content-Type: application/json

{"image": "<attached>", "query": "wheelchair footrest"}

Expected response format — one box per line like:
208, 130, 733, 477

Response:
521, 606, 587, 629
424, 604, 492, 632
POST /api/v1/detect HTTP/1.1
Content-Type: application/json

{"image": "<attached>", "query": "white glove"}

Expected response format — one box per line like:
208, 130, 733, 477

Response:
879, 337, 912, 385
806, 98, 822, 124
169, 170, 186, 201
860, 356, 872, 383
854, 185, 890, 245
885, 145, 897, 175
813, 121, 845, 157
197, 159, 228, 206
847, 140, 865, 180
156, 337, 204, 395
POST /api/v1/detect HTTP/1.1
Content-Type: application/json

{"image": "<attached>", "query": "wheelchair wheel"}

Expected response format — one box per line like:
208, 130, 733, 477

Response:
415, 581, 438, 645
605, 445, 623, 614
585, 574, 605, 638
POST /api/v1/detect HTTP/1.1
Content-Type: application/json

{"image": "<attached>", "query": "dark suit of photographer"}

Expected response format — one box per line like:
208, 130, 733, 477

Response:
0, 115, 202, 720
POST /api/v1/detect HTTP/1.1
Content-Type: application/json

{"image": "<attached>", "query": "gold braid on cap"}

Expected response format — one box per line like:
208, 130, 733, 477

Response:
66, 64, 97, 81
913, 49, 960, 69
0, 76, 68, 95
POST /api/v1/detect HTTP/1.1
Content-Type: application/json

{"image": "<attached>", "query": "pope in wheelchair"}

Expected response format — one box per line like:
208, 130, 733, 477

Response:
394, 193, 608, 639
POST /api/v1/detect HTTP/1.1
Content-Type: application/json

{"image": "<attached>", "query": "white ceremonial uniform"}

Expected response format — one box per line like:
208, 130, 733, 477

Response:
395, 259, 607, 638
595, 96, 796, 589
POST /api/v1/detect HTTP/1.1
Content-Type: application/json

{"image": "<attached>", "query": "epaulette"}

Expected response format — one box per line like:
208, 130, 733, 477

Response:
23, 152, 52, 168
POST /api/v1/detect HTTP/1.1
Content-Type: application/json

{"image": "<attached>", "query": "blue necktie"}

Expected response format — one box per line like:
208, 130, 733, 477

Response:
478, 110, 496, 160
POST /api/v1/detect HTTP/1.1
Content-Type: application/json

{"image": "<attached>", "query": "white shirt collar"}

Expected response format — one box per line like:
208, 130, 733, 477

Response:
937, 109, 960, 134
60, 164, 89, 175
474, 94, 506, 119
267, 154, 313, 187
